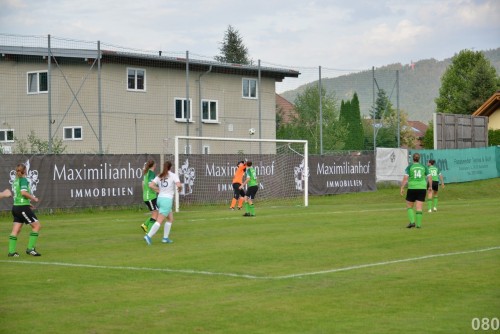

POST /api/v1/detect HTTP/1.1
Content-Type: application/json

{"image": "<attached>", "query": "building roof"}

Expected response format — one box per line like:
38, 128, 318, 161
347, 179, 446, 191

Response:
276, 94, 297, 123
472, 91, 500, 117
407, 120, 428, 137
0, 45, 300, 82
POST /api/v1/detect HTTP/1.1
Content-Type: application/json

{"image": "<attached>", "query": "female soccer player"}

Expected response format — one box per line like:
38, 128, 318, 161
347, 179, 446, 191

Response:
240, 160, 259, 217
400, 153, 431, 228
8, 163, 43, 257
141, 160, 159, 233
143, 161, 182, 245
230, 160, 246, 210
426, 159, 445, 212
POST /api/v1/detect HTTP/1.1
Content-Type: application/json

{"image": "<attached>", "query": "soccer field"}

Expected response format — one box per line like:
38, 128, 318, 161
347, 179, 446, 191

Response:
1, 178, 499, 333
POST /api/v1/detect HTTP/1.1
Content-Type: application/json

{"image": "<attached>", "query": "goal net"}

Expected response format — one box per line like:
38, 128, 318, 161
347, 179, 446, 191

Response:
170, 136, 308, 212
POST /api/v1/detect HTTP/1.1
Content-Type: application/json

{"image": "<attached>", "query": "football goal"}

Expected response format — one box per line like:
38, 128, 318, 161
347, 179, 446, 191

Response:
171, 136, 308, 212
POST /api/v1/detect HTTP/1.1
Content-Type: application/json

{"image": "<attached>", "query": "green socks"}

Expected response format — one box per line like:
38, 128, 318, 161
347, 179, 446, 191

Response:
249, 204, 255, 215
148, 218, 156, 231
9, 232, 40, 253
9, 235, 17, 254
427, 199, 432, 211
28, 232, 39, 250
433, 196, 438, 209
407, 208, 415, 223
416, 211, 422, 228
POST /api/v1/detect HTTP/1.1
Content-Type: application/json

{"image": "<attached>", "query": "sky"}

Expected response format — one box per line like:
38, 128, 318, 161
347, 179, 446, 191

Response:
1, 0, 499, 91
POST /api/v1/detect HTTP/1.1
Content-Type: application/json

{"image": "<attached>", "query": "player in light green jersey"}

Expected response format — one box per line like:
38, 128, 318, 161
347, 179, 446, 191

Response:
240, 161, 259, 217
141, 160, 159, 233
400, 153, 432, 228
426, 159, 445, 212
8, 163, 43, 257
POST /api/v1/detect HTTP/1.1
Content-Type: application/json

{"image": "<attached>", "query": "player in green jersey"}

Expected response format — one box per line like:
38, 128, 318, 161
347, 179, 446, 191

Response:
400, 153, 432, 229
8, 163, 43, 257
141, 160, 159, 233
240, 161, 259, 217
426, 159, 445, 212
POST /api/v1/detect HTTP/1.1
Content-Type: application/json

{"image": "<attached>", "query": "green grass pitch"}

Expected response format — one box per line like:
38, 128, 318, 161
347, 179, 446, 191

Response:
1, 178, 499, 333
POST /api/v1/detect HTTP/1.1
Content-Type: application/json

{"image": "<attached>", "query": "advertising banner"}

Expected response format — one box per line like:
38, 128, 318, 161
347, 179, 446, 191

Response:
175, 154, 304, 205
0, 151, 380, 211
0, 154, 159, 211
308, 153, 376, 195
376, 148, 409, 182
410, 146, 499, 183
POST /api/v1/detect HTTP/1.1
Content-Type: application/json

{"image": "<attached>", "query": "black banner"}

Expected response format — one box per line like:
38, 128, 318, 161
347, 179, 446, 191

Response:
174, 154, 304, 205
0, 154, 159, 211
0, 153, 376, 211
309, 154, 376, 195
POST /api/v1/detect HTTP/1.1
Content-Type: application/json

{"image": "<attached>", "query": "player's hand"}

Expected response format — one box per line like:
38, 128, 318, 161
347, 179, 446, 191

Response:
33, 196, 39, 203
1, 189, 12, 198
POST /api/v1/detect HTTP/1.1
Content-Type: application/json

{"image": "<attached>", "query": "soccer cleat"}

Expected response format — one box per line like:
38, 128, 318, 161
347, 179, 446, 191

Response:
161, 238, 173, 244
433, 207, 437, 212
428, 209, 432, 213
406, 223, 416, 229
8, 252, 20, 257
26, 248, 41, 256
144, 235, 152, 245
230, 207, 235, 211
243, 212, 250, 216
237, 207, 242, 210
140, 224, 148, 233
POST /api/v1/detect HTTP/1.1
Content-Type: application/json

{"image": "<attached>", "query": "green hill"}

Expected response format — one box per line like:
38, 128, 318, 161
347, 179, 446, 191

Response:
281, 48, 500, 123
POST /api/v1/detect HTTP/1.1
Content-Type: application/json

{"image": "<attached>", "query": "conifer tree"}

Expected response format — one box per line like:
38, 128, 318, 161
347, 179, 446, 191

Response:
214, 25, 251, 65
343, 93, 364, 150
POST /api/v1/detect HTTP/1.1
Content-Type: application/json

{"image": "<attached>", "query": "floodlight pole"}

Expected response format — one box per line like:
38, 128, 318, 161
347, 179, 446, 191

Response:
258, 60, 262, 154
48, 34, 52, 154
185, 51, 190, 141
98, 40, 103, 154
372, 66, 376, 151
396, 70, 400, 148
319, 66, 323, 155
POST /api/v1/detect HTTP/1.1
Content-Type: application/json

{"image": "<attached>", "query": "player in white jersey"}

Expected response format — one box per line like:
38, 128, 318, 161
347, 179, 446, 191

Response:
143, 161, 182, 245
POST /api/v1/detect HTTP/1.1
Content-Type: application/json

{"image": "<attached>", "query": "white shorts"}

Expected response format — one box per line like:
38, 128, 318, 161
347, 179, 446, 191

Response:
157, 197, 173, 216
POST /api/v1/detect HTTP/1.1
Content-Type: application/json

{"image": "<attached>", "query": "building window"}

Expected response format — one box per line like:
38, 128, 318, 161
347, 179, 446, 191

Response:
27, 71, 48, 94
175, 98, 192, 122
127, 68, 146, 91
203, 145, 210, 154
64, 126, 82, 140
0, 129, 14, 142
184, 145, 192, 154
242, 78, 257, 99
202, 100, 218, 122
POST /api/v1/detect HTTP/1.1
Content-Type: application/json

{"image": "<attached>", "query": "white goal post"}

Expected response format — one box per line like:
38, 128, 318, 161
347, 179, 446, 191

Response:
172, 136, 308, 212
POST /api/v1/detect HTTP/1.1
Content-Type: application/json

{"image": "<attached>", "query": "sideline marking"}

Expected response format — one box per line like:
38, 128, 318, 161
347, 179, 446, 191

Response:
1, 246, 499, 280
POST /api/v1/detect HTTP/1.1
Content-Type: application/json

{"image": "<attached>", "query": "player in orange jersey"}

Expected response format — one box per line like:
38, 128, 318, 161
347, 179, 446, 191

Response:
230, 160, 246, 210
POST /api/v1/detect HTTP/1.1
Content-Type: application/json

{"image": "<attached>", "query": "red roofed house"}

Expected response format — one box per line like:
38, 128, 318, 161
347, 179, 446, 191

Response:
276, 94, 297, 124
407, 120, 428, 149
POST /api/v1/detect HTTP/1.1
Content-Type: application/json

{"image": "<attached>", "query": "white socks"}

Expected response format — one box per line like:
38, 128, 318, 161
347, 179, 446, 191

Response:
148, 222, 161, 237
163, 222, 172, 239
